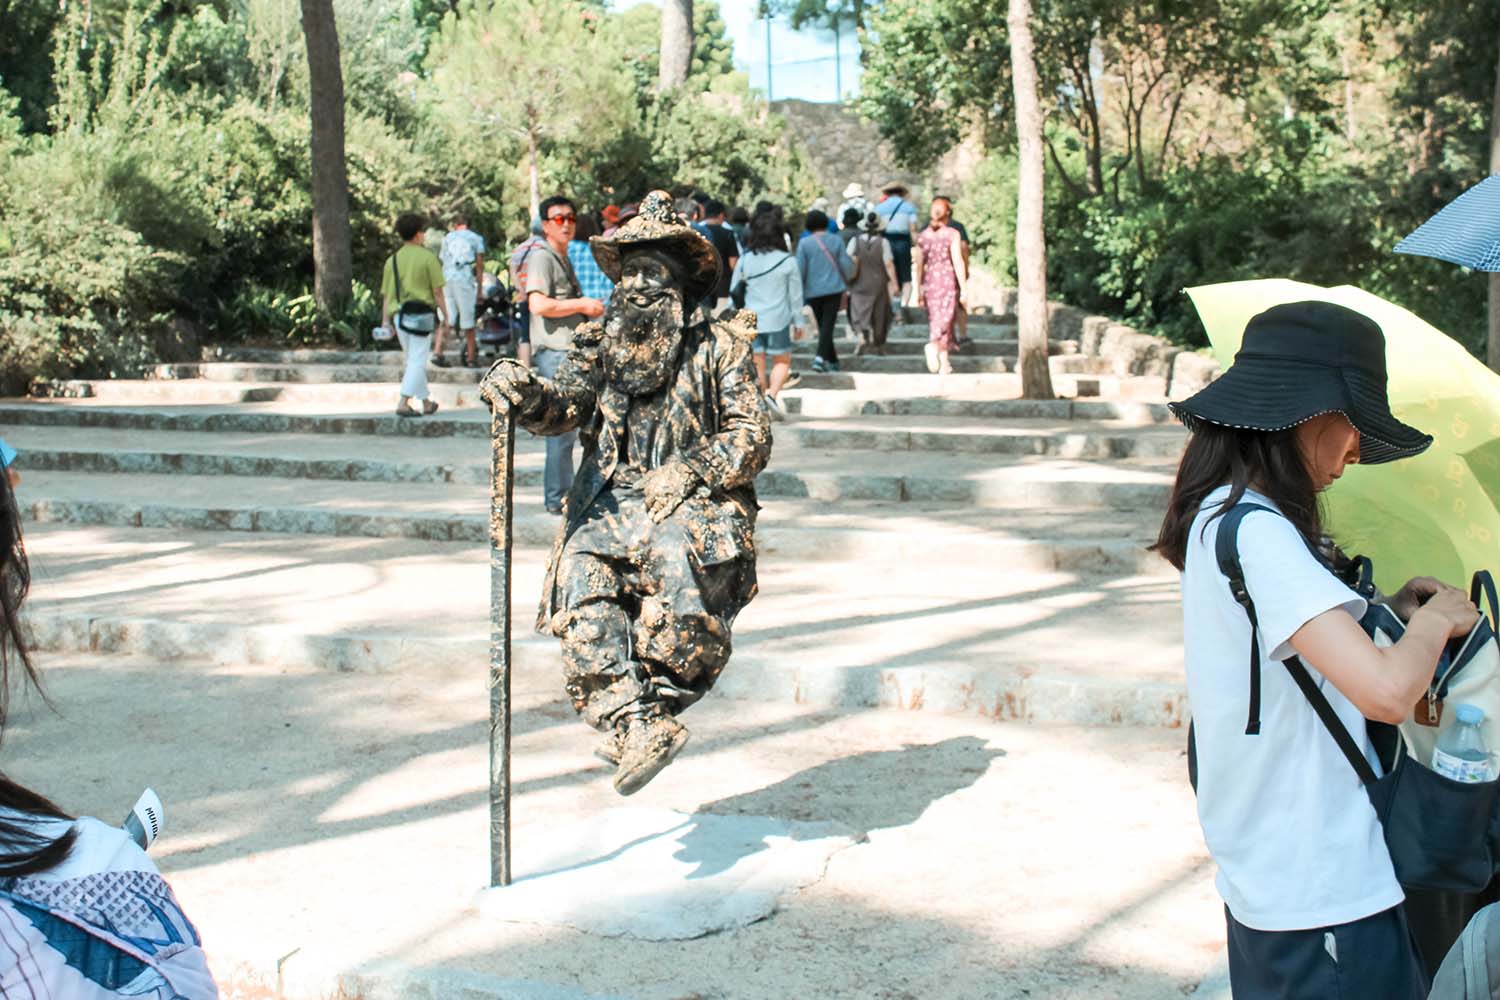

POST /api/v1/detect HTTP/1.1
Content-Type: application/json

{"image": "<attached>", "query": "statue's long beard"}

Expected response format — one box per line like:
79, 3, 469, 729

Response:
603, 289, 686, 395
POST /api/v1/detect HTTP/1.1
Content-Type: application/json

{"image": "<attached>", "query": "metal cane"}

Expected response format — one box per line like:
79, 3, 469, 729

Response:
487, 399, 516, 887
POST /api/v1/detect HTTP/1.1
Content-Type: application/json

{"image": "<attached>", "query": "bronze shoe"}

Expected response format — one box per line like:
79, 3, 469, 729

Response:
594, 727, 625, 766
612, 714, 690, 796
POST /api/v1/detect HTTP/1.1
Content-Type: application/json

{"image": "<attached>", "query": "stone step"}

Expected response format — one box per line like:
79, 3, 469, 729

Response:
784, 418, 1185, 458
783, 394, 1174, 423
0, 396, 1177, 435
150, 362, 487, 385
18, 521, 1185, 725
14, 470, 1171, 576
7, 423, 1178, 509
792, 337, 1019, 358
31, 380, 489, 408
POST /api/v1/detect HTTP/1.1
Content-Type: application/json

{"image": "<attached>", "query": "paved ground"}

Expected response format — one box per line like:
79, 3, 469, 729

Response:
8, 651, 1223, 999
1, 319, 1228, 996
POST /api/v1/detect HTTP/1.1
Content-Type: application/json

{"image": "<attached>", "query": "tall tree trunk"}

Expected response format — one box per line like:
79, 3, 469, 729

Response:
1489, 37, 1500, 372
1009, 0, 1055, 401
659, 0, 693, 93
299, 0, 351, 314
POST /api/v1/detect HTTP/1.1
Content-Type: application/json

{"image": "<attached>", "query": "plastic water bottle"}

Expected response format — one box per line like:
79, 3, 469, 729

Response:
1433, 704, 1496, 783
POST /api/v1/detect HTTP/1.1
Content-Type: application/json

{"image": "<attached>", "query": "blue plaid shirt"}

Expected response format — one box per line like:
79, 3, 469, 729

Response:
568, 240, 615, 302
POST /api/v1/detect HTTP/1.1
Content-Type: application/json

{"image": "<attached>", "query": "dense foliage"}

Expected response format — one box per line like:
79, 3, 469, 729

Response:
0, 0, 818, 392
859, 0, 1499, 355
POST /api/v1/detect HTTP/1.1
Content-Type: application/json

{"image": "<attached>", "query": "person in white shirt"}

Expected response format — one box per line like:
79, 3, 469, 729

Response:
1155, 301, 1474, 999
436, 214, 487, 367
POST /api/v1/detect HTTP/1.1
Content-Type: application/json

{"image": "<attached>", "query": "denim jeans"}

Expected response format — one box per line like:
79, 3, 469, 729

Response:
533, 347, 576, 509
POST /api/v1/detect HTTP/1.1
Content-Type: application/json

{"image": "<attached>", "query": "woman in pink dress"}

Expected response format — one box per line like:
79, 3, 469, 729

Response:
913, 197, 967, 375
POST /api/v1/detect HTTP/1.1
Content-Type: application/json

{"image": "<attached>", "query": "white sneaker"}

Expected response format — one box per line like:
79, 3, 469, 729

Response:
764, 395, 787, 422
924, 342, 939, 373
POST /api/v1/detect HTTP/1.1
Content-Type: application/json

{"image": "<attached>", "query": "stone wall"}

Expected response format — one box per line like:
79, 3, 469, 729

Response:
772, 99, 982, 207
967, 266, 1220, 399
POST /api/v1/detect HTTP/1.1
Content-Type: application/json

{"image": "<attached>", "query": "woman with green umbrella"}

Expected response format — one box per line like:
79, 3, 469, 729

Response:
1155, 301, 1477, 999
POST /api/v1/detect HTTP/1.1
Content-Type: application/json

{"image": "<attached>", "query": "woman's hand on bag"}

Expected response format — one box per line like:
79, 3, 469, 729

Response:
1389, 576, 1451, 621
1412, 585, 1480, 639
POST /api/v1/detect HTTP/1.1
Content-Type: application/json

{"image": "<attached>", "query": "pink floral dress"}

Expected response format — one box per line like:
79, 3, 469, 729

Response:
917, 224, 960, 351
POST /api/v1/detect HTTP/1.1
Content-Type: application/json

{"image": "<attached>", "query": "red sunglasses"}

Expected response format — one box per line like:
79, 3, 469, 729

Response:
547, 213, 577, 225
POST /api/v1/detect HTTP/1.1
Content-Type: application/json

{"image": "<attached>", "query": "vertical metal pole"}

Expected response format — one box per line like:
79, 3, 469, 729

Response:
765, 14, 773, 102
834, 19, 842, 104
488, 404, 516, 887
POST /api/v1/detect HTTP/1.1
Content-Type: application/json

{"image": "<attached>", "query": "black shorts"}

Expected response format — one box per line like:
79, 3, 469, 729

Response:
1225, 904, 1428, 1000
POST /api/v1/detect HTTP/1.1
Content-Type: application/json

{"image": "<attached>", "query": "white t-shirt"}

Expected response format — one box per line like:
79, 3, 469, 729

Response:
1183, 486, 1402, 931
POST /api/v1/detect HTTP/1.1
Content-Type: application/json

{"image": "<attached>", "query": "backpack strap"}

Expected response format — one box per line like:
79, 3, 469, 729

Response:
1283, 656, 1380, 784
1215, 500, 1380, 784
1214, 502, 1279, 735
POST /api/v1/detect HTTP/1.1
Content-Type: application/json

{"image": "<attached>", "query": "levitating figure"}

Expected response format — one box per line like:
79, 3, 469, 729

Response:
481, 191, 772, 795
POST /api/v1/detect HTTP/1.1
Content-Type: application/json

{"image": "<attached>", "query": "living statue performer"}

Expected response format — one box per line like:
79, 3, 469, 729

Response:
480, 191, 772, 795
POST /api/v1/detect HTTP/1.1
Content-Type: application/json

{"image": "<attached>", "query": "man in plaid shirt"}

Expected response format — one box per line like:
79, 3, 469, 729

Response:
568, 213, 616, 303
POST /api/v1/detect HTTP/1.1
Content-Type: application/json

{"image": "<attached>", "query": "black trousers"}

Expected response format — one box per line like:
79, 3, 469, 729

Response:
807, 293, 842, 364
1225, 904, 1428, 1000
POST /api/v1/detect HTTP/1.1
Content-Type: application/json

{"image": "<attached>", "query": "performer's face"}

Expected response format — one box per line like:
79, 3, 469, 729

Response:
605, 249, 686, 394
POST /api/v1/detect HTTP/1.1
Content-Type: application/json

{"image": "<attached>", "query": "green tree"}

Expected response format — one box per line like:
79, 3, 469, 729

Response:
428, 0, 636, 219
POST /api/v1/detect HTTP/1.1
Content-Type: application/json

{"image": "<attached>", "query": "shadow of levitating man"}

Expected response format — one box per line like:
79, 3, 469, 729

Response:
481, 190, 772, 796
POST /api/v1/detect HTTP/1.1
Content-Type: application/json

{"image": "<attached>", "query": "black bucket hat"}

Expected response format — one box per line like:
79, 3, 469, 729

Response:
1170, 300, 1432, 465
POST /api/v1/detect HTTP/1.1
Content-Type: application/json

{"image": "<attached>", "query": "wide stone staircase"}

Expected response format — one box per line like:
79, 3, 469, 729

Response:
4, 312, 1190, 726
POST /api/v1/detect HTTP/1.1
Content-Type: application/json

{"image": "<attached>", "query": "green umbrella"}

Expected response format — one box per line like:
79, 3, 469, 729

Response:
1186, 279, 1500, 593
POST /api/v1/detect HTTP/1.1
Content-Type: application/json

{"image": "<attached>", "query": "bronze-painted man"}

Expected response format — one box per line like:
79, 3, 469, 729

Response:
481, 191, 772, 795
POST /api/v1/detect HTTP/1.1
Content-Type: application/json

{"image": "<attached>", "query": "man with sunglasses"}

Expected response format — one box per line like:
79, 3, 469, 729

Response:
527, 195, 607, 514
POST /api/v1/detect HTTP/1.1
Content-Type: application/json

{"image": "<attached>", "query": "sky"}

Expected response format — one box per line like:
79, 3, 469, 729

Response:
611, 0, 861, 103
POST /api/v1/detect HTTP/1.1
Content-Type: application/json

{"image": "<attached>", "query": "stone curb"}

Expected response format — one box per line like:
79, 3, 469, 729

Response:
16, 449, 1173, 509
0, 398, 1177, 433
17, 497, 1171, 574
20, 609, 1188, 727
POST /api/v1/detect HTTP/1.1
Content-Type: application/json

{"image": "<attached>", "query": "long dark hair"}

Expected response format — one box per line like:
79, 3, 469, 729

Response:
0, 469, 77, 875
1153, 423, 1323, 571
745, 208, 786, 254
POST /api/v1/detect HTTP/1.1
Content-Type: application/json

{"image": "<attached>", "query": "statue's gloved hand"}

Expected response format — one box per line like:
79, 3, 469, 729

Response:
480, 358, 539, 411
639, 462, 700, 523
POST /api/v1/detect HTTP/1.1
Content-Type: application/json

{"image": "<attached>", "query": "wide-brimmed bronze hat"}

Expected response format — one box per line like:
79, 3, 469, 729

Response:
590, 190, 720, 301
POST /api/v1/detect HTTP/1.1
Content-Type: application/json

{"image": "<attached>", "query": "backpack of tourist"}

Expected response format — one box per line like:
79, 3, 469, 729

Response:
1430, 902, 1500, 999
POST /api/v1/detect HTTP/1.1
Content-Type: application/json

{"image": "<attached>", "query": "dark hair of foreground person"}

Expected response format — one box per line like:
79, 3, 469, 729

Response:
0, 470, 77, 875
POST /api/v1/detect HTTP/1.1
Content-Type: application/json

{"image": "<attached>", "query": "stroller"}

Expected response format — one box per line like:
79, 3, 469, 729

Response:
476, 271, 521, 360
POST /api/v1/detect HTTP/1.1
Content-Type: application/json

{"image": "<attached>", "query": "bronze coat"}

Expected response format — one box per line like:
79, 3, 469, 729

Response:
511, 316, 773, 631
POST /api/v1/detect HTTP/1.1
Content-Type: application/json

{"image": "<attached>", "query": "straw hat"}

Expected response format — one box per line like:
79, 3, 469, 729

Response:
843, 183, 866, 200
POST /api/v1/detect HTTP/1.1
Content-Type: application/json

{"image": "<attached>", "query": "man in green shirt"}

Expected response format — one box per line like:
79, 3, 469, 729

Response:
381, 213, 450, 417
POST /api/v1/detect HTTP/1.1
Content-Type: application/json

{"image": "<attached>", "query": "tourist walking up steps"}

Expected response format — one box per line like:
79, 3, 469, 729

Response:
796, 209, 854, 373
568, 213, 615, 303
847, 211, 898, 356
729, 209, 802, 421
876, 181, 919, 309
381, 213, 449, 417
528, 195, 606, 514
913, 197, 965, 376
436, 213, 486, 368
1156, 301, 1473, 1000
